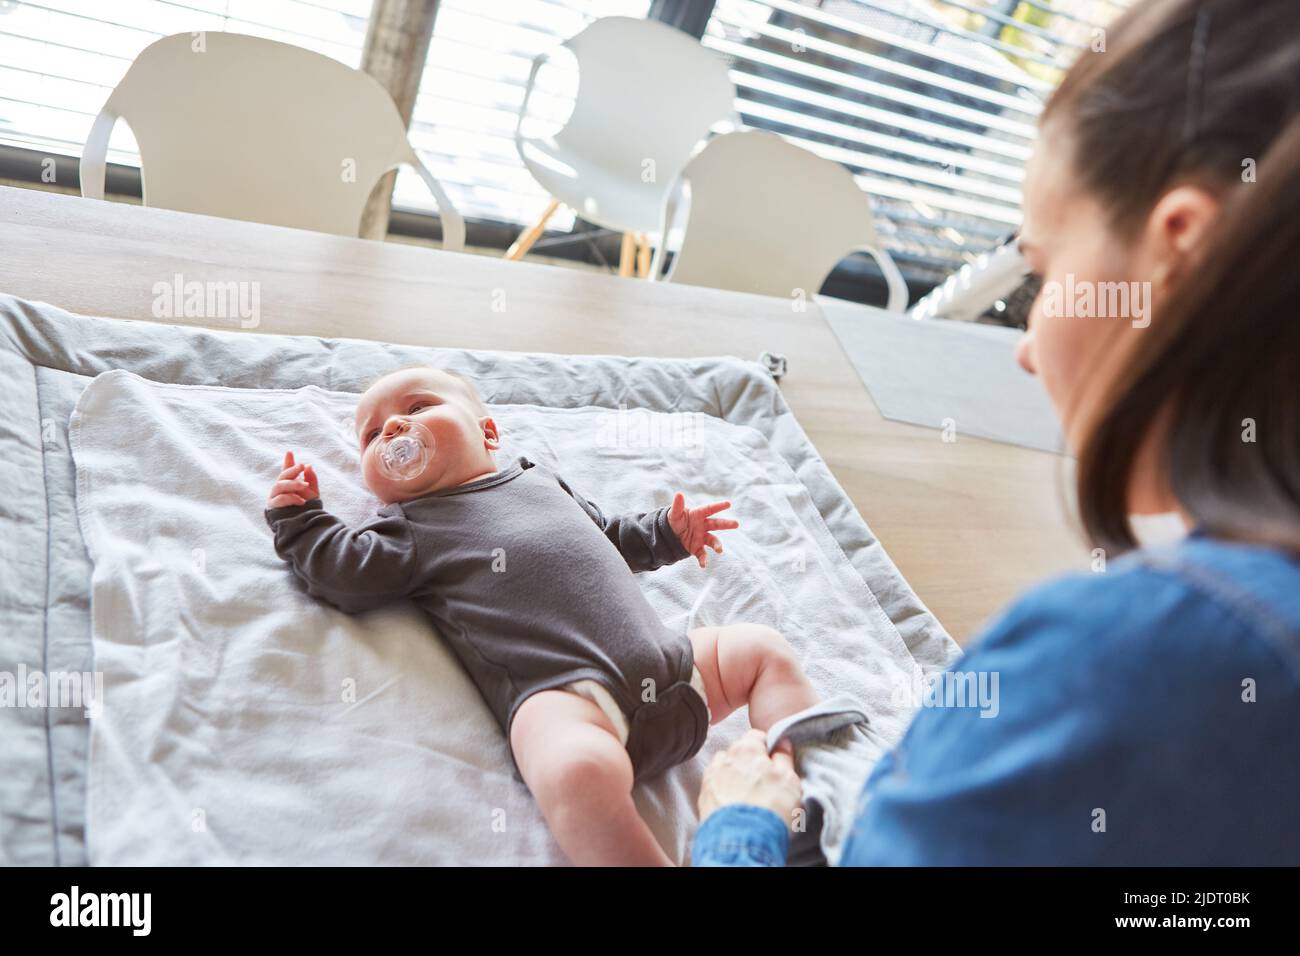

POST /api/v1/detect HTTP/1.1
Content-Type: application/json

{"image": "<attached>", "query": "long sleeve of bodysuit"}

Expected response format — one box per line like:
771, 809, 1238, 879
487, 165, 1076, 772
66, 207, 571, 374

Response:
264, 499, 419, 613
553, 474, 691, 573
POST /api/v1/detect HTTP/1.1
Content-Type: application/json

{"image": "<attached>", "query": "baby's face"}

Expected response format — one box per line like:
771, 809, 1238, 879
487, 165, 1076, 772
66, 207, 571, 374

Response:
354, 368, 498, 504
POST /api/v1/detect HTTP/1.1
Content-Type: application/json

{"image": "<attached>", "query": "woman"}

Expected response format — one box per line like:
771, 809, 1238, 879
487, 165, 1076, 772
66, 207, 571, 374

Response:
692, 0, 1300, 866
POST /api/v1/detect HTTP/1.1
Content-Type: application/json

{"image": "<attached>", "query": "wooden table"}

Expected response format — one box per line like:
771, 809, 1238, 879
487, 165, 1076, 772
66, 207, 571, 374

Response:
0, 185, 1086, 642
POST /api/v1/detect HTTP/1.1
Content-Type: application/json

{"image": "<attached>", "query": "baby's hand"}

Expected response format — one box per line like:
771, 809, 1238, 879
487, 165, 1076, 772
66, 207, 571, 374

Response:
267, 451, 321, 509
667, 493, 739, 569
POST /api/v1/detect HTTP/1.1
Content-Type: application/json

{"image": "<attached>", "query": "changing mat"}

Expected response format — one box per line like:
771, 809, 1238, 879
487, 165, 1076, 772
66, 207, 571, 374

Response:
71, 370, 925, 865
0, 292, 959, 866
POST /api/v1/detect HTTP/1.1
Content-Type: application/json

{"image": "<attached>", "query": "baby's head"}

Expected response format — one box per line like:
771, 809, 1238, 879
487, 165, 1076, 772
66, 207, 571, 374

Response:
354, 366, 499, 504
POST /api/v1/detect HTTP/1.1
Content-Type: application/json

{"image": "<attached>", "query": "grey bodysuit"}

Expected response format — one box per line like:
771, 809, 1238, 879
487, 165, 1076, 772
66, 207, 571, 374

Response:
264, 455, 710, 783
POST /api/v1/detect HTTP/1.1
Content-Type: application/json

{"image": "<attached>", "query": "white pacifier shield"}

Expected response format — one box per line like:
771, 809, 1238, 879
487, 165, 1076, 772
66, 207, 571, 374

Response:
378, 422, 434, 481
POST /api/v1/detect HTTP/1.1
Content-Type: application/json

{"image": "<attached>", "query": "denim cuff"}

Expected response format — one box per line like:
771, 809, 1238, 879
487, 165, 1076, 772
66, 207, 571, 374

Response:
692, 803, 790, 867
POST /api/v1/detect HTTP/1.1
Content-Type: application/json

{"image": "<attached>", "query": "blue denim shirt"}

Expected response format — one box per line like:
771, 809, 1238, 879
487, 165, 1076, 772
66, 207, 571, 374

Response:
692, 532, 1300, 866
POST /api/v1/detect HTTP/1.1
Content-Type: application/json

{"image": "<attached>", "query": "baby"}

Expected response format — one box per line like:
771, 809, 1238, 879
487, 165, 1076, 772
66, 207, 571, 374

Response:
264, 366, 820, 866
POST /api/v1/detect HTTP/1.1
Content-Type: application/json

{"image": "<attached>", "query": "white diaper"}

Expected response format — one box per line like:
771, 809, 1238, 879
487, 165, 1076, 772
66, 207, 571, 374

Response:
565, 666, 711, 747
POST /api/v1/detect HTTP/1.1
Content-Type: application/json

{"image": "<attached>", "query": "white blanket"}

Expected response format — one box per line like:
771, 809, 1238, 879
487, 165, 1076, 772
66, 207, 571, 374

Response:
70, 370, 924, 865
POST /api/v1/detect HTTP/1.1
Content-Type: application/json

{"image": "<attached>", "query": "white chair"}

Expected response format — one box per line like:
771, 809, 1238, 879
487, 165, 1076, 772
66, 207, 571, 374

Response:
506, 16, 736, 270
652, 130, 908, 310
81, 32, 465, 250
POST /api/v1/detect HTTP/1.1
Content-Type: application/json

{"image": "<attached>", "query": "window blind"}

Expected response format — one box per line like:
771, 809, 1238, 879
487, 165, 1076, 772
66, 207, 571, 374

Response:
703, 0, 1124, 283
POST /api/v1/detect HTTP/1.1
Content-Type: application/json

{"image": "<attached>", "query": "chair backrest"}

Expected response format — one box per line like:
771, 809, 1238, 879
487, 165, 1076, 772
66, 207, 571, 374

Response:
80, 32, 462, 247
660, 130, 906, 308
557, 17, 735, 181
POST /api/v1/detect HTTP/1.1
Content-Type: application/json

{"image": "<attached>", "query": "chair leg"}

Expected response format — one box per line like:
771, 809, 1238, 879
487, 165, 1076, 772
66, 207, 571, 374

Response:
505, 199, 561, 261
618, 232, 636, 277
635, 233, 651, 278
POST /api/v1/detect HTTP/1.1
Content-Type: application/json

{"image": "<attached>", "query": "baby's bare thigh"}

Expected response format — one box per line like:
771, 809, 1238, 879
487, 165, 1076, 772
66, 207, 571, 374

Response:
509, 689, 633, 802
688, 622, 792, 720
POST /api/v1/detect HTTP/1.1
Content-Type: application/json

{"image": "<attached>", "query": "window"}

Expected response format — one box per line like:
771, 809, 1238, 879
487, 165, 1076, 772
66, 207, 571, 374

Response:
0, 0, 647, 232
702, 0, 1125, 283
0, 0, 371, 166
0, 0, 1124, 273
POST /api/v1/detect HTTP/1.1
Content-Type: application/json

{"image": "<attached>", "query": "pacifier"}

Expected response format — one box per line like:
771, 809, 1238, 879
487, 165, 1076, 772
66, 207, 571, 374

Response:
377, 421, 435, 481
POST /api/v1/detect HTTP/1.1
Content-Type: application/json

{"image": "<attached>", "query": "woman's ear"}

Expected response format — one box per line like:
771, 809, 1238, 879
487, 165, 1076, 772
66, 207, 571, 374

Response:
1143, 184, 1220, 292
481, 417, 500, 450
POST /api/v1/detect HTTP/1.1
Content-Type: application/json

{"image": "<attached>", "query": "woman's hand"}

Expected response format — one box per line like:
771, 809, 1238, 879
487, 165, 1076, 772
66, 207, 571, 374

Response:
699, 729, 803, 827
667, 493, 739, 568
267, 451, 320, 508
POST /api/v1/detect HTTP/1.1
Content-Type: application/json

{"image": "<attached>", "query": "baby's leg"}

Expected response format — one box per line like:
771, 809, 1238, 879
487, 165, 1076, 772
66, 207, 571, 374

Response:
688, 623, 820, 751
510, 688, 674, 866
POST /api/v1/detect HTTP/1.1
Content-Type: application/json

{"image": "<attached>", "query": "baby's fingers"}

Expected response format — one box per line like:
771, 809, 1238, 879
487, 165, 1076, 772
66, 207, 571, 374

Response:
706, 518, 740, 531
271, 478, 313, 499
705, 533, 724, 554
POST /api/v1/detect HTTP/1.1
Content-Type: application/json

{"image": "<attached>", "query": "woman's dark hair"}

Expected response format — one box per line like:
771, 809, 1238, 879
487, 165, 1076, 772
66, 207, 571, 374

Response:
1040, 0, 1300, 555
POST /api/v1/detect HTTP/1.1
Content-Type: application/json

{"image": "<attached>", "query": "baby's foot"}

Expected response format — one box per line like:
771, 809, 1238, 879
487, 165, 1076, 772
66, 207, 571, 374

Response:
766, 696, 887, 866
